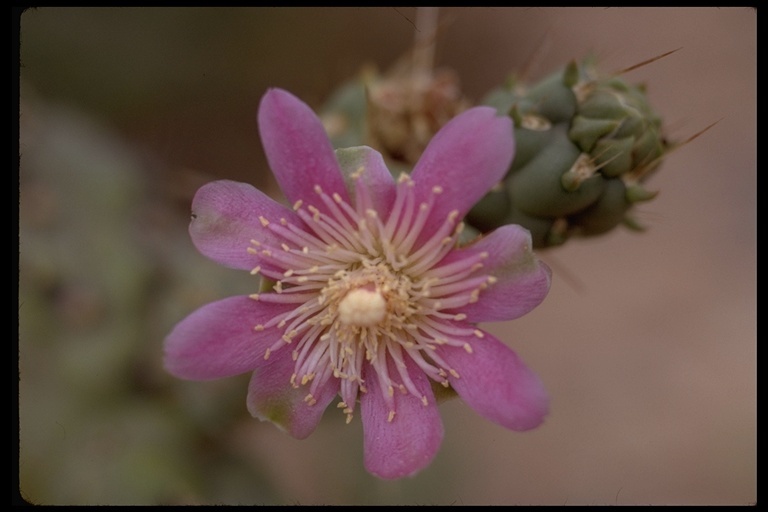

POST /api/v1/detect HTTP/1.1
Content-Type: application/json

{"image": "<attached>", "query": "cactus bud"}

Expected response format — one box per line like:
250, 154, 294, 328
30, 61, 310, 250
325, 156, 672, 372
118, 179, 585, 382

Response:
468, 56, 670, 248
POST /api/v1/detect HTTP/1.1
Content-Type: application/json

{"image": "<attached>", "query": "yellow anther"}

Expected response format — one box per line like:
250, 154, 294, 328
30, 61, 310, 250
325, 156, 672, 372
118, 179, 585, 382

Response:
249, 293, 260, 300
259, 216, 269, 227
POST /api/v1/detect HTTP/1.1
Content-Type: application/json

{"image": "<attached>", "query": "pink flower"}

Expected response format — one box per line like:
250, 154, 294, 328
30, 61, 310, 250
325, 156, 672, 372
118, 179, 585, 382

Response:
164, 88, 552, 479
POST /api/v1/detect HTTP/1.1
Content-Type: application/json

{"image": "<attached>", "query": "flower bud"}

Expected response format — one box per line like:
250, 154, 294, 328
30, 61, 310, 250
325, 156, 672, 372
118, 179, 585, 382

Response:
468, 57, 669, 248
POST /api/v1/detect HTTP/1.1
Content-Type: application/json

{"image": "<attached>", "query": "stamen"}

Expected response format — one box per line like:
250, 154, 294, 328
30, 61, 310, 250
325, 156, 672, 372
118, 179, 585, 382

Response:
241, 163, 503, 427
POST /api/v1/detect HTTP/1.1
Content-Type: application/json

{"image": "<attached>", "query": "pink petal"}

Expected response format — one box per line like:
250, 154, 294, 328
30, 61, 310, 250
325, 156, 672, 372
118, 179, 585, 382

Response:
444, 224, 552, 323
334, 146, 396, 217
247, 352, 339, 440
189, 180, 299, 271
164, 296, 293, 380
410, 106, 514, 238
258, 88, 351, 212
439, 329, 549, 431
360, 356, 444, 479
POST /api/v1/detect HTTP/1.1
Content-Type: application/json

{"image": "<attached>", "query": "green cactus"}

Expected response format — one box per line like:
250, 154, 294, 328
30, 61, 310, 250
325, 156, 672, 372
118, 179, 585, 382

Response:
468, 57, 668, 248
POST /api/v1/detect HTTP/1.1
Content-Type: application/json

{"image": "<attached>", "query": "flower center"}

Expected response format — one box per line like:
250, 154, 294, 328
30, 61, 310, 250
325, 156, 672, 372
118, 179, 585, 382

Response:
337, 287, 387, 327
246, 169, 493, 423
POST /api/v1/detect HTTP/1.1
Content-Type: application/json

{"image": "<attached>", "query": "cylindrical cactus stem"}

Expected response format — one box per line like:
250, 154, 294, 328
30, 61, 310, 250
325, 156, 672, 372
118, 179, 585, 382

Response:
468, 56, 670, 248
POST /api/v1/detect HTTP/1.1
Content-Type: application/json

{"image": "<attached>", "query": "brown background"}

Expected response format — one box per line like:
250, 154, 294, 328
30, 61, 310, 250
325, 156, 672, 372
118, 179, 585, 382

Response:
18, 7, 755, 505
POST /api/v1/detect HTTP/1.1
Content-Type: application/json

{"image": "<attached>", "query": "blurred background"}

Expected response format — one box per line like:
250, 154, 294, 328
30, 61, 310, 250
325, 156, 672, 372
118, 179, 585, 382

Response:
17, 7, 755, 505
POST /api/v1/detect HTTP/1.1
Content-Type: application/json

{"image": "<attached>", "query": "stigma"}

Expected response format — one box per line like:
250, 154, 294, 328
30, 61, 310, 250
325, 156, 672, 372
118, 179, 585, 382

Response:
338, 288, 387, 327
